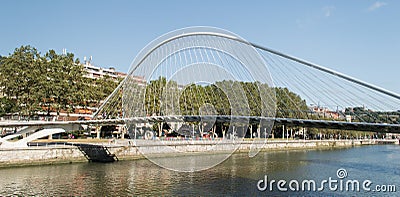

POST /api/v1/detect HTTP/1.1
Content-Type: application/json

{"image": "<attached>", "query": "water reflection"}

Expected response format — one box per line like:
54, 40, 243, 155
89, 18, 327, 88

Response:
0, 145, 399, 196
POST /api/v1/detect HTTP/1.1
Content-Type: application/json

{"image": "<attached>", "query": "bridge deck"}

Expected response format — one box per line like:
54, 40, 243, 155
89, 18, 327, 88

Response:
1, 116, 400, 133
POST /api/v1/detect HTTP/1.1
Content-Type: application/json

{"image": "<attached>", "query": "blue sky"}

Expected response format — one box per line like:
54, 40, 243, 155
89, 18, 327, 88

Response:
1, 0, 399, 93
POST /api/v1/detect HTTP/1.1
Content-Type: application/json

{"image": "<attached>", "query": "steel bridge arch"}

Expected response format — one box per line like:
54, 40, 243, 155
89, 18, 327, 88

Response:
94, 27, 400, 119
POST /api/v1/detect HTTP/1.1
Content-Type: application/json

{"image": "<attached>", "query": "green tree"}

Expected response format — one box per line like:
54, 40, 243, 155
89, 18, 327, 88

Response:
0, 45, 42, 118
92, 75, 120, 118
40, 50, 82, 117
145, 77, 167, 116
0, 97, 17, 117
275, 87, 308, 118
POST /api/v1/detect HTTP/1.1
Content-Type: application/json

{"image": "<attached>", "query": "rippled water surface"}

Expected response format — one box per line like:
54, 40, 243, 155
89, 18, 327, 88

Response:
1, 145, 399, 196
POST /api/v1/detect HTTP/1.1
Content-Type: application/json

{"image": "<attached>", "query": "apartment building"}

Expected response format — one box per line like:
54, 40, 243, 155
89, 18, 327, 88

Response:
82, 56, 127, 80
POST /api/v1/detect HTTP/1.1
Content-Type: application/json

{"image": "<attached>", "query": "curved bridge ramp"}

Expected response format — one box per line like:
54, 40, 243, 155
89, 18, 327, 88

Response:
73, 143, 118, 163
1, 128, 66, 148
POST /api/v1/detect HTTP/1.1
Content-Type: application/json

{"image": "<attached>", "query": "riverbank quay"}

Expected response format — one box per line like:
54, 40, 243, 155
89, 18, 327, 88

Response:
0, 139, 398, 168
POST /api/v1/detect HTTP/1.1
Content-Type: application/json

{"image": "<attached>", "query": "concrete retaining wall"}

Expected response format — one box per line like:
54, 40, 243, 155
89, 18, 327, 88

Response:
0, 139, 398, 167
0, 146, 86, 167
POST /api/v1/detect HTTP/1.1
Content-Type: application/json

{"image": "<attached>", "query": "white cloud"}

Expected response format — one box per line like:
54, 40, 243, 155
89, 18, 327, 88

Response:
296, 6, 335, 29
368, 1, 387, 11
323, 6, 335, 17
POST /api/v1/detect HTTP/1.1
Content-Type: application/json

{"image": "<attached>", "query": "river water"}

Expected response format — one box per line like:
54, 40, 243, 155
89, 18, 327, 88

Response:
1, 145, 399, 196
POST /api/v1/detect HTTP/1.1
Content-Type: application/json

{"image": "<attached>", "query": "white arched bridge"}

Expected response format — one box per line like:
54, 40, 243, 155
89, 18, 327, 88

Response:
1, 27, 400, 148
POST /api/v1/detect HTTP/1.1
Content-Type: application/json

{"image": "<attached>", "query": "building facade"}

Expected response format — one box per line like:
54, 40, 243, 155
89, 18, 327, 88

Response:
82, 57, 127, 80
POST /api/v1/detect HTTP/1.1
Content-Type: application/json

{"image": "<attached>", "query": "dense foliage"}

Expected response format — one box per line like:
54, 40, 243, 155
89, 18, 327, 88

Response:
345, 107, 400, 124
0, 45, 119, 118
143, 77, 308, 119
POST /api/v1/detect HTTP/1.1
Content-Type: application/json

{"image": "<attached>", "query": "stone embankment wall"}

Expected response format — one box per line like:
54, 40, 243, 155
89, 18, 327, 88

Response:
0, 146, 86, 167
0, 139, 398, 167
